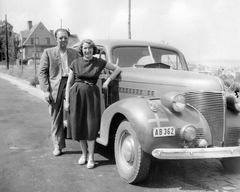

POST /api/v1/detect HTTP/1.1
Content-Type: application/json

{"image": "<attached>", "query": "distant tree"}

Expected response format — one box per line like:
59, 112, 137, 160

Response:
187, 63, 197, 71
219, 74, 234, 92
0, 20, 18, 63
216, 68, 223, 76
13, 34, 20, 60
235, 72, 240, 83
229, 82, 240, 92
211, 69, 220, 76
219, 73, 234, 81
223, 78, 233, 87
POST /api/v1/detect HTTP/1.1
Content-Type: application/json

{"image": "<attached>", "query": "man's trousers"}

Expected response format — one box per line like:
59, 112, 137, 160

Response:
49, 77, 67, 150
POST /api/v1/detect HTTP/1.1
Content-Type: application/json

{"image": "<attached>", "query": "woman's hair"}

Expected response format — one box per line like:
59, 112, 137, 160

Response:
54, 28, 70, 38
79, 39, 98, 56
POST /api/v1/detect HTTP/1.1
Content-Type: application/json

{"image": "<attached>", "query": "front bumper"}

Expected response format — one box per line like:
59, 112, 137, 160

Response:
152, 146, 240, 159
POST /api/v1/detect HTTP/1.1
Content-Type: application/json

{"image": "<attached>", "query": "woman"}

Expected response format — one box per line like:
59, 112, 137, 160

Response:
65, 39, 122, 169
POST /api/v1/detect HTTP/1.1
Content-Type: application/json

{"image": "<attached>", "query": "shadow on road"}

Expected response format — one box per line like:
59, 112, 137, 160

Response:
95, 140, 116, 166
94, 141, 210, 191
139, 159, 208, 190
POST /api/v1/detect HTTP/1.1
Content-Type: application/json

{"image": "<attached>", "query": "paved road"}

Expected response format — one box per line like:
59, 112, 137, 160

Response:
0, 73, 240, 192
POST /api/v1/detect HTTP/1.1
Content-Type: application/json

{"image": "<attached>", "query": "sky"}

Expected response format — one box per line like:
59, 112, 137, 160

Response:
1, 0, 240, 62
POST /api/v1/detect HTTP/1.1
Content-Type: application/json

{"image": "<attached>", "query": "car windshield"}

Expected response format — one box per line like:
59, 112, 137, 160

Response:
112, 46, 187, 70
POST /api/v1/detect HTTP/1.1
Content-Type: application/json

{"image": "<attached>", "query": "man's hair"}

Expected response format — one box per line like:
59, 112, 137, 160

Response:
54, 28, 70, 38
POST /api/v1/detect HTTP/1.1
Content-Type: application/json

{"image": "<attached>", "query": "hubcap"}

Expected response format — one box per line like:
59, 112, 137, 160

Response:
122, 135, 135, 163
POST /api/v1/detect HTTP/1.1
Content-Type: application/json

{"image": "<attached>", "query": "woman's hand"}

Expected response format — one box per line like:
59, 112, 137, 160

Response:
102, 78, 111, 90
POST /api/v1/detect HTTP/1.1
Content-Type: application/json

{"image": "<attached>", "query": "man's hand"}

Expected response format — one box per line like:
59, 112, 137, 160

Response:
44, 91, 53, 103
64, 101, 70, 111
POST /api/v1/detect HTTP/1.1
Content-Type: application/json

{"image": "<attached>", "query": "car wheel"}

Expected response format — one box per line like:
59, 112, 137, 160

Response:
220, 157, 240, 173
114, 120, 151, 184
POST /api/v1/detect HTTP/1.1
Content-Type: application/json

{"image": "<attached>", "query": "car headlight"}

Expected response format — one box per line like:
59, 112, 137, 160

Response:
161, 92, 186, 112
227, 95, 240, 112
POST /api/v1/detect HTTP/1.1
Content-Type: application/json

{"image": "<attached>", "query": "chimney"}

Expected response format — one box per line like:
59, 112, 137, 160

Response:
50, 30, 54, 34
27, 21, 32, 30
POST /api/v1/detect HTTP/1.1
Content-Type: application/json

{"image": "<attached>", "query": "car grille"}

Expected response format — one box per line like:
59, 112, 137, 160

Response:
184, 91, 225, 147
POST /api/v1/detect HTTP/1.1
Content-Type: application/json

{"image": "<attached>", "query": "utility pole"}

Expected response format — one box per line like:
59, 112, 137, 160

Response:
21, 48, 23, 72
5, 14, 9, 69
128, 0, 131, 39
34, 34, 37, 76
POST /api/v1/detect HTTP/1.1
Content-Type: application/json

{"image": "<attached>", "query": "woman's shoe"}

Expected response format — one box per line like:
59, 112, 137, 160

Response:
87, 159, 95, 169
78, 155, 87, 165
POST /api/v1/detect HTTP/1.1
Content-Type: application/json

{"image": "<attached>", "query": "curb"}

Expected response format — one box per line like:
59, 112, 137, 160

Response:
0, 72, 44, 101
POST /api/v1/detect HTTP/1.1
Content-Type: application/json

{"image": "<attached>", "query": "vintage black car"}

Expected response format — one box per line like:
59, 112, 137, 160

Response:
72, 39, 240, 184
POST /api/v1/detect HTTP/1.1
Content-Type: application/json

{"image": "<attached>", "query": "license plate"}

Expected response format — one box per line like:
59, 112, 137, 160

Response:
153, 127, 175, 137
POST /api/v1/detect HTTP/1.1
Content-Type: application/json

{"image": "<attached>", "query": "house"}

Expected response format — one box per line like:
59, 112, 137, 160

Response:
19, 21, 80, 62
19, 21, 57, 60
68, 33, 80, 48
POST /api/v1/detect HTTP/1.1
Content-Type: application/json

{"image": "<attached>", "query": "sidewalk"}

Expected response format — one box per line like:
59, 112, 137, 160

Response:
0, 72, 44, 101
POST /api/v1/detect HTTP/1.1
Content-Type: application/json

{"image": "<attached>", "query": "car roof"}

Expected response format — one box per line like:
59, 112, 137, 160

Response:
72, 39, 181, 53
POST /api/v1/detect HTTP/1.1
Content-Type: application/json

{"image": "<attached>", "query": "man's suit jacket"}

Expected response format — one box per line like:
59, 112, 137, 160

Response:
38, 46, 79, 103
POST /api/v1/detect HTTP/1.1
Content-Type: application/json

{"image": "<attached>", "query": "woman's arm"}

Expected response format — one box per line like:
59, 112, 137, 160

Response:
65, 69, 74, 111
102, 62, 122, 89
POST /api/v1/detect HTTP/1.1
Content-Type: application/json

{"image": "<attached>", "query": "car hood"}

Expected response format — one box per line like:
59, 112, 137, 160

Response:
120, 68, 225, 93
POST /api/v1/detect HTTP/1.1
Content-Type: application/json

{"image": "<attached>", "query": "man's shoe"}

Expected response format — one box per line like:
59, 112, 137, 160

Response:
87, 159, 95, 169
78, 155, 87, 165
53, 149, 62, 156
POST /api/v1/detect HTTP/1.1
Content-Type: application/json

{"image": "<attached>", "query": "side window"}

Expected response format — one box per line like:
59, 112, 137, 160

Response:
94, 50, 106, 61
45, 38, 50, 45
99, 51, 106, 60
151, 47, 183, 70
35, 37, 39, 45
31, 37, 39, 45
161, 55, 182, 70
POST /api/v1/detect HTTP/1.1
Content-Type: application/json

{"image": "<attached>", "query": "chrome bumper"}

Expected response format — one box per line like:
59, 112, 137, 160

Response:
152, 146, 240, 159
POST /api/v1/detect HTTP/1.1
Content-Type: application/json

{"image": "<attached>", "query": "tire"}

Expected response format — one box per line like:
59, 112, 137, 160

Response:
114, 120, 151, 184
220, 157, 240, 173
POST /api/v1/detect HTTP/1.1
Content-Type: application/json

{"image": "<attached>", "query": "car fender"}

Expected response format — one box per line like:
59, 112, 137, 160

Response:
97, 97, 211, 154
97, 97, 155, 146
139, 100, 211, 153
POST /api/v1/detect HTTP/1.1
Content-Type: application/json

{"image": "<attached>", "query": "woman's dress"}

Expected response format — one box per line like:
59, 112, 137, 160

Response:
67, 57, 107, 141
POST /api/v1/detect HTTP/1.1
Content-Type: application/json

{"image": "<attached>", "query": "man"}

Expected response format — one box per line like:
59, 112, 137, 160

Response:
38, 28, 79, 156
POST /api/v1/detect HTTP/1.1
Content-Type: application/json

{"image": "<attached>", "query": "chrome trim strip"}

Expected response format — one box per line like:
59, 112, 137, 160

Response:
152, 147, 240, 159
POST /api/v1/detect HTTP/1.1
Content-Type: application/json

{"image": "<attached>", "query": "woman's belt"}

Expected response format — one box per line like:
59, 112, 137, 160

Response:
76, 79, 95, 86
